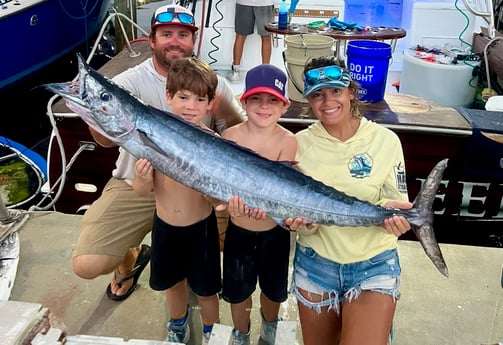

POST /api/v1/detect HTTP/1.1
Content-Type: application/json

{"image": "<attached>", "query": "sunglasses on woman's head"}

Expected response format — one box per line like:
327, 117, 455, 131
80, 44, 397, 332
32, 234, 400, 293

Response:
304, 66, 344, 87
153, 9, 195, 25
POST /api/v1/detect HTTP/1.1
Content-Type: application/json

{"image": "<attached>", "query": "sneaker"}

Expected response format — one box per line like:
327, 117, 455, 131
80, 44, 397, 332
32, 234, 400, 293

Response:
202, 330, 211, 345
226, 65, 241, 84
231, 328, 250, 345
166, 309, 190, 344
260, 317, 281, 345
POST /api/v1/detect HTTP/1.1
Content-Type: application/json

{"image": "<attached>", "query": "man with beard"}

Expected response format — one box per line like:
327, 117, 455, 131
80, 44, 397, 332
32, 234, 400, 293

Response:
71, 3, 244, 308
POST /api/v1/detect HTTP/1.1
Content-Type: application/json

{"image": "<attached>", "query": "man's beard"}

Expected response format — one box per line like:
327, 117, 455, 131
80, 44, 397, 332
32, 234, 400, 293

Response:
156, 47, 191, 70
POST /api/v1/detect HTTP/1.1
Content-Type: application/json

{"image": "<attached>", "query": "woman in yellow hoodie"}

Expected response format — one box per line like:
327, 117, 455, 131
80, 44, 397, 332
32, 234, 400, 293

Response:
285, 55, 413, 345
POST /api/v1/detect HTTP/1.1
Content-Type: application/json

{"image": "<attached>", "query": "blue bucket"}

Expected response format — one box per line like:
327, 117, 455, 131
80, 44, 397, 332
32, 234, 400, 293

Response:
347, 40, 392, 103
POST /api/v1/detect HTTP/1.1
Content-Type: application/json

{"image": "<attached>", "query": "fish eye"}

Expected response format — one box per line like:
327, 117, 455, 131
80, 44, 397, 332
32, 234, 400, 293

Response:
100, 92, 111, 101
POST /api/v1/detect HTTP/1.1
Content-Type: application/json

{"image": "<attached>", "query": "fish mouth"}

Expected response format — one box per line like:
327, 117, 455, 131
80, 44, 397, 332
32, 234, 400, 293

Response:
43, 80, 108, 137
43, 81, 86, 107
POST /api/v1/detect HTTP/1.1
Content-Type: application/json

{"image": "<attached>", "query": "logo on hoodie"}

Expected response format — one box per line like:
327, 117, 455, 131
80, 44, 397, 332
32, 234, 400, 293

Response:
395, 162, 408, 194
348, 154, 372, 178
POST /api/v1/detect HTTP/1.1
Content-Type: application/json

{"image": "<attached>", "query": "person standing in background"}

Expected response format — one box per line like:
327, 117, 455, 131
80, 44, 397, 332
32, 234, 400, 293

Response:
227, 0, 274, 83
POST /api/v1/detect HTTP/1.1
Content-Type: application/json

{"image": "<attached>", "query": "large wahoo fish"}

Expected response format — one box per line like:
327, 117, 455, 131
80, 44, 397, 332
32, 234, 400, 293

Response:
44, 55, 449, 277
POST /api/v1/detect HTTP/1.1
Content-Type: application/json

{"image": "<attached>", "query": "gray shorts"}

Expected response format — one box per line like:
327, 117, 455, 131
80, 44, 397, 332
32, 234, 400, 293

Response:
73, 177, 155, 258
235, 4, 273, 36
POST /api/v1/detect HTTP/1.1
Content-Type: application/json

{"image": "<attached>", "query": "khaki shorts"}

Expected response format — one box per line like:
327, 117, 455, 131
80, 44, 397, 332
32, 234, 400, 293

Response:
72, 177, 155, 258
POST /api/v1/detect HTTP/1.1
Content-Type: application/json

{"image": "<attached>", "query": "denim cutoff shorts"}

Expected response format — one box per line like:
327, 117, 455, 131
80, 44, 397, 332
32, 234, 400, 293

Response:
290, 243, 401, 315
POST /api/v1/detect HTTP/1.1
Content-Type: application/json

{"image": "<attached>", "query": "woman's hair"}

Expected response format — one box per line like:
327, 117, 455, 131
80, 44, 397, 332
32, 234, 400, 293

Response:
304, 55, 362, 119
166, 57, 218, 101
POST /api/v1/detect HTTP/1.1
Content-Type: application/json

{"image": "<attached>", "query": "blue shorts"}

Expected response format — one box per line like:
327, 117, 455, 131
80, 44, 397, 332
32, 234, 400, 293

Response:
291, 243, 401, 315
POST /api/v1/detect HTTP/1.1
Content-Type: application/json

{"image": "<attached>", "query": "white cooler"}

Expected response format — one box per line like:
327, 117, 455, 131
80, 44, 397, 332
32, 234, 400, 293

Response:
400, 51, 478, 107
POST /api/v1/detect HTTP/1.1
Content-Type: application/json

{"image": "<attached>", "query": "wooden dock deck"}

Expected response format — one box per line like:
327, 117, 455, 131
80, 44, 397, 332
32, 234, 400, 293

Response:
4, 211, 503, 344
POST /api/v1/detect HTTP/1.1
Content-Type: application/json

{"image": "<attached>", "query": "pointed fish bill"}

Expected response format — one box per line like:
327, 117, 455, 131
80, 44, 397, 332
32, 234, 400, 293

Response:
43, 53, 449, 277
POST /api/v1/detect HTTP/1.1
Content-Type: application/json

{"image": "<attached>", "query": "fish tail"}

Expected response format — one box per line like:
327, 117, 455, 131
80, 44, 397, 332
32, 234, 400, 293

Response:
411, 159, 449, 277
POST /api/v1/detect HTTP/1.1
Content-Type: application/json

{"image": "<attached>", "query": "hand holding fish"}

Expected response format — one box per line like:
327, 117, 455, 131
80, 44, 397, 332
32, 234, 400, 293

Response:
283, 217, 319, 234
216, 196, 267, 220
132, 158, 154, 196
382, 200, 413, 237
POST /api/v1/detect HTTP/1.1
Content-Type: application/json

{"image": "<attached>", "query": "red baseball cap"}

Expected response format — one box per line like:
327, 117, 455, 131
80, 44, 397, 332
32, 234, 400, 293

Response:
240, 65, 289, 103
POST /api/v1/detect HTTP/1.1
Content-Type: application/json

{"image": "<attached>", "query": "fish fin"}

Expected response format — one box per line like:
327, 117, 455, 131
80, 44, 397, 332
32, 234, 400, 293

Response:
412, 222, 449, 277
411, 158, 449, 277
137, 130, 166, 155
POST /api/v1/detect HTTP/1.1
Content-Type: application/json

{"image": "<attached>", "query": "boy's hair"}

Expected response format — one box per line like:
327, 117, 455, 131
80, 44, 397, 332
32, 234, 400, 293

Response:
166, 58, 218, 101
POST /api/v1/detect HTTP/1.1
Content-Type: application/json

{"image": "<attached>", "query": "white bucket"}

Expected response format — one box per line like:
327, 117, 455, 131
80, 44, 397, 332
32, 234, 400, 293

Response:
284, 34, 335, 103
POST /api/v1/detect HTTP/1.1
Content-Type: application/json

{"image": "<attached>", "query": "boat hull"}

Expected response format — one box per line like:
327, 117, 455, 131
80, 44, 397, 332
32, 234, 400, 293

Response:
280, 100, 503, 248
0, 0, 111, 90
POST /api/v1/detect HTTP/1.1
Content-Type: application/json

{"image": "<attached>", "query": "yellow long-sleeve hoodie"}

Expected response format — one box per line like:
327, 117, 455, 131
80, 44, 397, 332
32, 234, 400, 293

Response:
295, 117, 409, 263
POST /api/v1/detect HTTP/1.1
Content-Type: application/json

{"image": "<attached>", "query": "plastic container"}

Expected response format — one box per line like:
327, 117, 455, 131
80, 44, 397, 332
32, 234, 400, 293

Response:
344, 0, 403, 28
284, 34, 335, 103
278, 0, 288, 30
346, 40, 392, 103
485, 96, 503, 111
400, 51, 477, 107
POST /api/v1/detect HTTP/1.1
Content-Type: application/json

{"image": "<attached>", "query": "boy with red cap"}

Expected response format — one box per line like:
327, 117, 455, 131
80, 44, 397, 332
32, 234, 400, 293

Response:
219, 64, 296, 345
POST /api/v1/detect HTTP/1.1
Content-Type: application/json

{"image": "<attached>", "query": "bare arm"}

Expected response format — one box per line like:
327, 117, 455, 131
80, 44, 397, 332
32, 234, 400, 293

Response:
88, 126, 117, 148
382, 200, 413, 236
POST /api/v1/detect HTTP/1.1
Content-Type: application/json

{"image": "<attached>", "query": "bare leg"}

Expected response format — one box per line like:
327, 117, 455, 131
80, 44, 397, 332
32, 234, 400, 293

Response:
72, 244, 141, 297
166, 279, 189, 319
259, 292, 280, 322
197, 293, 220, 325
297, 288, 340, 345
260, 34, 272, 64
232, 34, 247, 65
230, 296, 252, 333
339, 290, 396, 345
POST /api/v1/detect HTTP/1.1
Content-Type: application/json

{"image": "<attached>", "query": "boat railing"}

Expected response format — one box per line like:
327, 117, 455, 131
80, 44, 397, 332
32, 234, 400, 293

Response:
38, 10, 149, 212
0, 197, 29, 242
463, 0, 496, 38
463, 0, 503, 100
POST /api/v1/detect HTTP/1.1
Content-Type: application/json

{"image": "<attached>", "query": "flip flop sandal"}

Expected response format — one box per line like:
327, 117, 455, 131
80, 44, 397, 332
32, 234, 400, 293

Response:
105, 244, 151, 301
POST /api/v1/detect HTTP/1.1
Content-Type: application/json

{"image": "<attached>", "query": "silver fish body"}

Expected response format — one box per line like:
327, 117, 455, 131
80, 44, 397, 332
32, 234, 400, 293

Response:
44, 54, 449, 277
